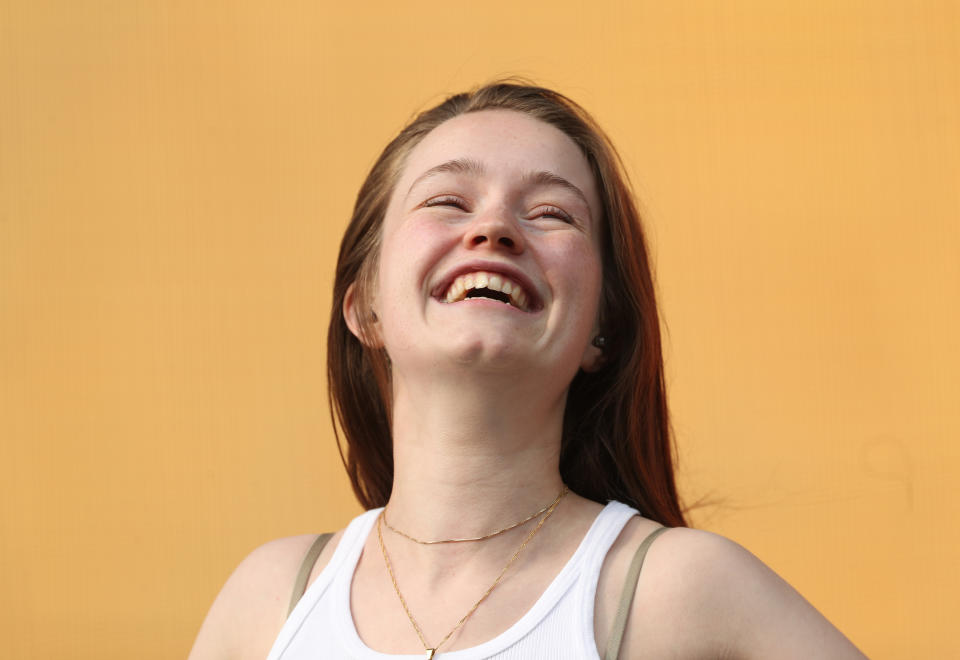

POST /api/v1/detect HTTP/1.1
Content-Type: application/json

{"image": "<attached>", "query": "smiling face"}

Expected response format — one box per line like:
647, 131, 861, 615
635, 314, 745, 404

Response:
350, 109, 604, 389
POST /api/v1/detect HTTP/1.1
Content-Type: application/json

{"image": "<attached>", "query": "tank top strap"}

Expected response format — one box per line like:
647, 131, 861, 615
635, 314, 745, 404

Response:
576, 501, 643, 582
604, 525, 671, 660
288, 532, 334, 616
571, 502, 642, 656
269, 508, 383, 660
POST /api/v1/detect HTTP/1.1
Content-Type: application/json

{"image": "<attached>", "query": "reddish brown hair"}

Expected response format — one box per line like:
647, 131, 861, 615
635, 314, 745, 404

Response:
327, 81, 687, 527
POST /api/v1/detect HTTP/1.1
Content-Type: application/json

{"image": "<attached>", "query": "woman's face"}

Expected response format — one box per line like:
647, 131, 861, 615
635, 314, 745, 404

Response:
357, 109, 604, 389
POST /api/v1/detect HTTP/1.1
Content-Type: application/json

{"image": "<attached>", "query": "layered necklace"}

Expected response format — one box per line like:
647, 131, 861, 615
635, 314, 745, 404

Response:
376, 486, 570, 659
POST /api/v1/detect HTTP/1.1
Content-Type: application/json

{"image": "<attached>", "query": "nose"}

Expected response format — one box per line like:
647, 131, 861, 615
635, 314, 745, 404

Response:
462, 209, 525, 254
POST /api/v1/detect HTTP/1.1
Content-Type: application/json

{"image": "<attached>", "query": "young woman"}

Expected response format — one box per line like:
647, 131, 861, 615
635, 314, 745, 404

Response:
189, 82, 867, 659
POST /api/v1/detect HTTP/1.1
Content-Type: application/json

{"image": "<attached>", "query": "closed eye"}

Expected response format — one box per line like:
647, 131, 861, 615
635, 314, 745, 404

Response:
422, 195, 469, 211
531, 205, 572, 222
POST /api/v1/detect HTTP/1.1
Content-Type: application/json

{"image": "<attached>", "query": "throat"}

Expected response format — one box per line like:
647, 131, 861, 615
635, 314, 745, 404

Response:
465, 288, 510, 304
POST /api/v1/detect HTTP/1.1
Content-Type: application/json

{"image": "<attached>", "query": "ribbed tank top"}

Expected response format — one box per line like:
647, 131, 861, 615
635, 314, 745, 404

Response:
266, 501, 639, 660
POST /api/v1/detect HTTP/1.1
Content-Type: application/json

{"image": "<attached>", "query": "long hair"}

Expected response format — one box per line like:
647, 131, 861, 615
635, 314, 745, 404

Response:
327, 81, 687, 528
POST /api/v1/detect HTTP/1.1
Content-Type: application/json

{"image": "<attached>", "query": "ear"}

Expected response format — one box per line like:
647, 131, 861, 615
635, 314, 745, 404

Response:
580, 327, 606, 373
580, 341, 604, 373
343, 282, 383, 348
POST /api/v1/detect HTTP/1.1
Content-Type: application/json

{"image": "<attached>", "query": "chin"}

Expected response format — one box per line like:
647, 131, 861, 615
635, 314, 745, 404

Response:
446, 336, 529, 371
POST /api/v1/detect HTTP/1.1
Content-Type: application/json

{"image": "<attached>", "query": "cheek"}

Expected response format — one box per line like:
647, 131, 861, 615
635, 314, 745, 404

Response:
554, 239, 603, 299
574, 252, 603, 331
380, 217, 453, 274
577, 270, 603, 331
374, 220, 455, 323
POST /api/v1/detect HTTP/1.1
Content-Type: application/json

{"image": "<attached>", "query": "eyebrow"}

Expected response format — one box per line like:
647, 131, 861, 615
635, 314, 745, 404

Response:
406, 158, 487, 198
520, 170, 592, 215
405, 157, 594, 218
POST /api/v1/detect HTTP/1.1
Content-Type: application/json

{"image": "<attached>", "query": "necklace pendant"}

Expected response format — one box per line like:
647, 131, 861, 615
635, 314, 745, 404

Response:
425, 650, 436, 659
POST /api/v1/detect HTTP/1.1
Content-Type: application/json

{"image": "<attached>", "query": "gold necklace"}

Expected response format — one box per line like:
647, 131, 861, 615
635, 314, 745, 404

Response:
383, 487, 568, 544
376, 486, 569, 659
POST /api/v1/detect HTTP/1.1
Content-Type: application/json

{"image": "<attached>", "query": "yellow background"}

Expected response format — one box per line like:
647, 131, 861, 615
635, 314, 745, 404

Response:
1, 1, 957, 658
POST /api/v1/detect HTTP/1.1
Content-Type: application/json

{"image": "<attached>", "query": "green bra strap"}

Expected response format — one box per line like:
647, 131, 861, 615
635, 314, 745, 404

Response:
287, 532, 334, 616
604, 525, 670, 660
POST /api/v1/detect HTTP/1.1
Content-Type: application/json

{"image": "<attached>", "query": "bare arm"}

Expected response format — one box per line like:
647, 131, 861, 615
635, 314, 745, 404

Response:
187, 534, 334, 660
623, 528, 868, 659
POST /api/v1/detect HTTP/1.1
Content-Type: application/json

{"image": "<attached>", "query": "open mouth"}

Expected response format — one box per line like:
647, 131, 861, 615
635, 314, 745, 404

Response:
441, 271, 533, 312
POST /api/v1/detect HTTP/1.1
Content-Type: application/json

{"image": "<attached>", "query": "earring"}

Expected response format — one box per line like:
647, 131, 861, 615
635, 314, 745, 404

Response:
591, 335, 606, 349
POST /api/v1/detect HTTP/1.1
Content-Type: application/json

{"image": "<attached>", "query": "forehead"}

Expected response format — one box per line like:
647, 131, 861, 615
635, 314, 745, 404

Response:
395, 109, 600, 212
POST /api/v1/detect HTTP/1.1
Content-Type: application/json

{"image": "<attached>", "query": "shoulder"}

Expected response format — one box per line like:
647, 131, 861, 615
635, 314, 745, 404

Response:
600, 521, 867, 659
187, 531, 345, 660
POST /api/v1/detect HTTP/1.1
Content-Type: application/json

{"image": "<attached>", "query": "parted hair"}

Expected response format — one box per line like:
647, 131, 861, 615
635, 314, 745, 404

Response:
327, 81, 687, 527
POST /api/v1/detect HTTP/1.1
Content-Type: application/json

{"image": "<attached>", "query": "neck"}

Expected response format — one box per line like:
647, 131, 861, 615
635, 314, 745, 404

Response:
385, 369, 568, 541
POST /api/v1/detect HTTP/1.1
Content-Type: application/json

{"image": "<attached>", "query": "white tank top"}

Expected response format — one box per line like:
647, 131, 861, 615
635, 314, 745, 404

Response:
266, 500, 639, 660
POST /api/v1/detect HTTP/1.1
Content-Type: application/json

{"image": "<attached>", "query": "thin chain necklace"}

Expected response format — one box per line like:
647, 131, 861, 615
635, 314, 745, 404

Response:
383, 486, 568, 544
376, 486, 569, 659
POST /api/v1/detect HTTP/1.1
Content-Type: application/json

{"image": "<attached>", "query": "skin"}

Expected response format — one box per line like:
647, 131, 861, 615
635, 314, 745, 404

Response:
188, 110, 868, 660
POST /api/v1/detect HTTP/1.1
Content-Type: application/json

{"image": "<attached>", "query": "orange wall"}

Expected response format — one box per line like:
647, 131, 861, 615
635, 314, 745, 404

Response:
1, 2, 957, 657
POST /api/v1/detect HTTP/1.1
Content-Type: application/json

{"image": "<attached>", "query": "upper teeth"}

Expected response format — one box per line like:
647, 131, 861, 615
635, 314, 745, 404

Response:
443, 271, 530, 311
